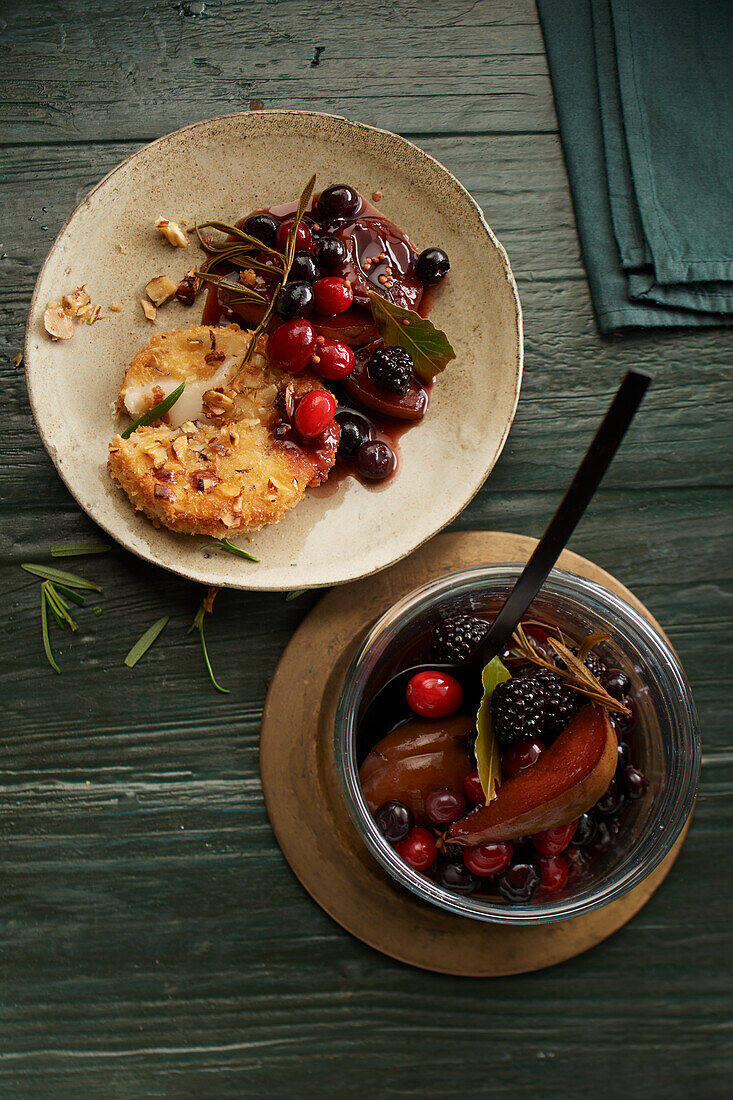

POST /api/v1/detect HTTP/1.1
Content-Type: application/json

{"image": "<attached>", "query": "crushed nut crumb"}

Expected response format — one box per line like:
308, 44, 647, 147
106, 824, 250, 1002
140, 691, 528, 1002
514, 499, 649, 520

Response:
145, 275, 178, 307
109, 302, 122, 312
154, 216, 189, 248
141, 299, 157, 322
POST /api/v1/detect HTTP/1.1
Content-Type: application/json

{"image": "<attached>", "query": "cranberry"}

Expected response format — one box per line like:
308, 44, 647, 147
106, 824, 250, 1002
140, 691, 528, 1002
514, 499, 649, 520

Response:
242, 213, 279, 248
374, 800, 413, 844
276, 218, 312, 252
437, 860, 480, 896
595, 779, 625, 817
314, 235, 348, 270
406, 670, 463, 719
335, 409, 373, 458
313, 276, 354, 315
613, 696, 637, 736
602, 668, 631, 699
357, 440, 396, 480
266, 319, 317, 372
316, 184, 361, 221
463, 841, 513, 877
571, 812, 597, 848
425, 788, 466, 825
502, 739, 545, 778
498, 861, 541, 903
531, 821, 578, 856
537, 854, 569, 894
463, 769, 485, 805
396, 826, 437, 872
622, 765, 649, 800
289, 250, 320, 283
293, 390, 336, 439
312, 339, 355, 380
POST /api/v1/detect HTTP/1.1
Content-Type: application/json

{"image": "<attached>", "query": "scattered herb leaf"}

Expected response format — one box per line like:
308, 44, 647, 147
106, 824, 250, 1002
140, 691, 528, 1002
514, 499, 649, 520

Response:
194, 269, 269, 305
52, 581, 86, 607
474, 656, 512, 802
51, 542, 110, 557
21, 563, 101, 591
40, 588, 60, 674
124, 616, 169, 668
120, 381, 186, 439
285, 589, 306, 601
195, 221, 285, 260
93, 607, 103, 616
200, 537, 260, 562
43, 581, 78, 632
188, 600, 229, 694
368, 291, 456, 383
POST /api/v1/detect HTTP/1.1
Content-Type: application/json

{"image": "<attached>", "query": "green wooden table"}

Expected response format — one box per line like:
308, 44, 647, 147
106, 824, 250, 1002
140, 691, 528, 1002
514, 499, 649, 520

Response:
2, 2, 731, 1095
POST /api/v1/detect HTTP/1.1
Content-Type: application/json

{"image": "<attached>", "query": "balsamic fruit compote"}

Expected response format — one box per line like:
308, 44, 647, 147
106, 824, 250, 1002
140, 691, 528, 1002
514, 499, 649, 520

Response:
188, 183, 451, 487
358, 616, 649, 905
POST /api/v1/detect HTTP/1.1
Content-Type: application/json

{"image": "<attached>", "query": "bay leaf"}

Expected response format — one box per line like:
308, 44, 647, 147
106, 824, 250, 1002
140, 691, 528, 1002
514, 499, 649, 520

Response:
368, 291, 456, 383
474, 656, 511, 802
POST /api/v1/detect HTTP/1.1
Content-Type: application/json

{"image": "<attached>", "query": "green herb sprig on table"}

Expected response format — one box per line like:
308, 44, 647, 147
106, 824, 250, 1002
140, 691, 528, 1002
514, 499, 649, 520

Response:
200, 537, 260, 562
22, 559, 101, 673
188, 587, 229, 694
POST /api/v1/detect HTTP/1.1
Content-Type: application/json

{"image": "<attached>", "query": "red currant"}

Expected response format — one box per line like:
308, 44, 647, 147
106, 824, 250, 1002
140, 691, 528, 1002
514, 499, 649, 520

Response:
395, 827, 437, 872
425, 788, 466, 825
313, 276, 354, 315
406, 670, 463, 718
463, 841, 513, 877
531, 820, 578, 857
276, 219, 312, 252
266, 319, 317, 372
537, 854, 569, 894
312, 339, 355, 379
463, 770, 485, 805
293, 390, 337, 439
502, 739, 545, 779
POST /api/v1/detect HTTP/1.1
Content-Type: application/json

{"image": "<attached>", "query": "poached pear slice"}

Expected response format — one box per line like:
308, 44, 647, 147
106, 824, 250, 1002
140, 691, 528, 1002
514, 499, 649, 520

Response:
359, 715, 473, 825
447, 705, 617, 845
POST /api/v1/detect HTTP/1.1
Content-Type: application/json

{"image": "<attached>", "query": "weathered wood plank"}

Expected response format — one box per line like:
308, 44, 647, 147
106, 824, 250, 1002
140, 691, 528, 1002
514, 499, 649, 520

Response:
0, 0, 555, 143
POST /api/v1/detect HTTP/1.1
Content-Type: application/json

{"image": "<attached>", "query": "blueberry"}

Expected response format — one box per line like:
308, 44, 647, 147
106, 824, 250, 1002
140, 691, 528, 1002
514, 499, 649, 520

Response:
602, 668, 631, 699
316, 184, 361, 221
416, 247, 450, 285
276, 280, 315, 319
357, 440, 397, 481
314, 236, 348, 271
289, 250, 320, 283
242, 213, 279, 248
498, 861, 540, 903
571, 812, 597, 848
335, 409, 373, 458
374, 800, 413, 844
595, 779, 625, 817
437, 860, 480, 896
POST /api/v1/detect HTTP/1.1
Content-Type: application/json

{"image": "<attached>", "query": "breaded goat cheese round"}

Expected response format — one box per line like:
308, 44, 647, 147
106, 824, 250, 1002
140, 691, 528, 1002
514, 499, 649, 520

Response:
108, 324, 338, 536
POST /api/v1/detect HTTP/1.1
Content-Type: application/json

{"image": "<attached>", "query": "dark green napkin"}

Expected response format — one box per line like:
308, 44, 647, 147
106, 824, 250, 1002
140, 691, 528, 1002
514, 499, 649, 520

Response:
537, 0, 733, 331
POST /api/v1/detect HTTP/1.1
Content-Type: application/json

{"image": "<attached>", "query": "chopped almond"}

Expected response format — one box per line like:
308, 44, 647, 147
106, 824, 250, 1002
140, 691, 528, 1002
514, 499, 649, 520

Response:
141, 299, 157, 322
44, 305, 75, 340
145, 275, 179, 307
154, 216, 189, 248
62, 286, 91, 317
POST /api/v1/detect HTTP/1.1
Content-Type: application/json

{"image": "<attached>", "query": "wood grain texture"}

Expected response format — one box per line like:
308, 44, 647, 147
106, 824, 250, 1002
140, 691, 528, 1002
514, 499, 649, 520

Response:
1, 0, 732, 1096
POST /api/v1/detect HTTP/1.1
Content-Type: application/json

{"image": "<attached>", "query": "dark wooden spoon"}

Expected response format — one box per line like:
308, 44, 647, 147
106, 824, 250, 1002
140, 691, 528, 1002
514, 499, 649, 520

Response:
358, 369, 652, 746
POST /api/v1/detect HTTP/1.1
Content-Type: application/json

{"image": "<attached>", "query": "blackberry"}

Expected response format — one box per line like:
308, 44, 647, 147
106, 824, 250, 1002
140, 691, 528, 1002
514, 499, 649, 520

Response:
491, 677, 546, 748
584, 651, 607, 679
368, 346, 414, 394
533, 667, 583, 738
431, 614, 488, 663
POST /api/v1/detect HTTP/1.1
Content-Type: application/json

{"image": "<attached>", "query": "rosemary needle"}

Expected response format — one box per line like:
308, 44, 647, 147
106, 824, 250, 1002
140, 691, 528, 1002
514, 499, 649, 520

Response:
124, 616, 169, 668
51, 542, 110, 557
189, 602, 229, 694
40, 588, 60, 674
120, 381, 185, 439
200, 537, 260, 563
21, 563, 101, 591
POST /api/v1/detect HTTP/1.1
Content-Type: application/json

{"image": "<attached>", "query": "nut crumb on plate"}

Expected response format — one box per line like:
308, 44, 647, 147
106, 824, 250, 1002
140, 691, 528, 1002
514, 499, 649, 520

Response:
155, 216, 189, 248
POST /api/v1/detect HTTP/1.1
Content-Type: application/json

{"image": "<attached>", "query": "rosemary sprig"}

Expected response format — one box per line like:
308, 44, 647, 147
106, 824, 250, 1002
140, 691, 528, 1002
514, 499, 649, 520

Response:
40, 587, 60, 674
230, 174, 316, 383
509, 624, 630, 716
124, 616, 169, 668
120, 382, 186, 439
51, 542, 110, 557
43, 581, 78, 631
193, 269, 269, 306
22, 563, 101, 591
198, 247, 280, 277
200, 537, 259, 563
195, 221, 285, 260
188, 590, 229, 694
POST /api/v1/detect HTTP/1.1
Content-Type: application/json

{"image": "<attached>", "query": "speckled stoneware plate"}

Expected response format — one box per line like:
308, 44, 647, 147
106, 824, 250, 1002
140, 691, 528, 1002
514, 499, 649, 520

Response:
25, 111, 522, 590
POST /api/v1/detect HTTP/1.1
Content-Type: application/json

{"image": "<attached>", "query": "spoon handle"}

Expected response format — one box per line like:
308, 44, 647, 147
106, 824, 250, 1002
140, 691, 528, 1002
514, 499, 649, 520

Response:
477, 368, 652, 665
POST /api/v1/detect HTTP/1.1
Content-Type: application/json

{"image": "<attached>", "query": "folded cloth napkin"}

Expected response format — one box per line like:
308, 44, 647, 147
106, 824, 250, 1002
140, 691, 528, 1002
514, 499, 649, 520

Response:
537, 0, 733, 331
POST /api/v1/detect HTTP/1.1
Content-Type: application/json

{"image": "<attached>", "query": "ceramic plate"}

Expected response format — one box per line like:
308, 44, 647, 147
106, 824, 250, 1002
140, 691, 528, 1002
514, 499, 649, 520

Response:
25, 111, 522, 590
